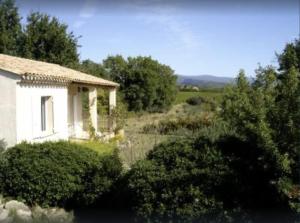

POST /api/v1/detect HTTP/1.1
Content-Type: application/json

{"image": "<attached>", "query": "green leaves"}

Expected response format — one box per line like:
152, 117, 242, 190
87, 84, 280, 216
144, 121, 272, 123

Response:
220, 43, 300, 214
125, 138, 229, 222
20, 12, 79, 66
0, 0, 80, 66
0, 141, 122, 207
0, 0, 22, 55
103, 55, 178, 112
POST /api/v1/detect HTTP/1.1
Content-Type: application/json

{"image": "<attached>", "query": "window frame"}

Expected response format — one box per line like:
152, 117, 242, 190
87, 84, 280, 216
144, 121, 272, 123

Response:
41, 96, 54, 133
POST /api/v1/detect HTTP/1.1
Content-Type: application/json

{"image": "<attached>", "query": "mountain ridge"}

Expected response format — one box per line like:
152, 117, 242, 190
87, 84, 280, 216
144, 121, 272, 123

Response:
177, 74, 234, 87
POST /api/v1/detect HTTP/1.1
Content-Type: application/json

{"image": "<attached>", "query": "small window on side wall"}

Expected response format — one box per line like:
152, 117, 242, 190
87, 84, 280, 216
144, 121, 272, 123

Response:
41, 96, 54, 132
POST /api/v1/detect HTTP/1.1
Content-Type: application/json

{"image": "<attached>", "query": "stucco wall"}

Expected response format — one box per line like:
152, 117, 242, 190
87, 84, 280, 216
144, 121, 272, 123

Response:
0, 70, 20, 148
16, 83, 69, 144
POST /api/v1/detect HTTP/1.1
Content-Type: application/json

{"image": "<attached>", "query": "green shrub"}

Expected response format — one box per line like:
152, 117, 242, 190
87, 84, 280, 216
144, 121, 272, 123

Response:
125, 122, 295, 222
142, 115, 213, 135
125, 139, 230, 222
186, 96, 204, 105
0, 141, 122, 207
186, 96, 217, 112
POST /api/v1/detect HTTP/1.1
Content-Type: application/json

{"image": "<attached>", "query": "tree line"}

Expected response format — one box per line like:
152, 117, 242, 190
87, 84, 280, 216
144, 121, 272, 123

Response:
0, 0, 177, 112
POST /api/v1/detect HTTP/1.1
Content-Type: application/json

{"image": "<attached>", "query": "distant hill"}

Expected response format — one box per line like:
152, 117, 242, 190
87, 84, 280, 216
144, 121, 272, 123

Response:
177, 75, 234, 88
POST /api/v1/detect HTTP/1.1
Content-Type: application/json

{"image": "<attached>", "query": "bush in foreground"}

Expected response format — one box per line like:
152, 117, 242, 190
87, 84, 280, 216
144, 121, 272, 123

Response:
125, 123, 296, 222
125, 138, 230, 223
0, 141, 122, 207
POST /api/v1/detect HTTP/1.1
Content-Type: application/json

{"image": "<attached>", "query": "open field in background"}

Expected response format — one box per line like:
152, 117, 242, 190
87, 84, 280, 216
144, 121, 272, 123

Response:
175, 89, 224, 104
119, 104, 187, 165
120, 87, 224, 165
80, 88, 225, 166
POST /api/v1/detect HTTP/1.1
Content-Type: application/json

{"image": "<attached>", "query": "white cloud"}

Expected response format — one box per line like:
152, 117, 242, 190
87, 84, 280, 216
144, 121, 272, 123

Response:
136, 7, 200, 50
73, 0, 97, 28
79, 0, 97, 18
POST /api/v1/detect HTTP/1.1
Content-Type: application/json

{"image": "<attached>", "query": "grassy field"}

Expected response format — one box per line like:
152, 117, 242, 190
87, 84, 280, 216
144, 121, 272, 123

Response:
77, 140, 116, 155
118, 88, 226, 165
175, 89, 224, 104
120, 105, 209, 165
74, 88, 225, 166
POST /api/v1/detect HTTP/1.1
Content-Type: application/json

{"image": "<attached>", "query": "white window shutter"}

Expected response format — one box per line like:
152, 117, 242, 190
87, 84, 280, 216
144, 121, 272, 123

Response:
31, 96, 41, 138
50, 97, 56, 133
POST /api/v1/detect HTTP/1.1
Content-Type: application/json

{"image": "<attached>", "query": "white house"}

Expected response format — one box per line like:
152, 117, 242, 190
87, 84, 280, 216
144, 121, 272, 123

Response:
0, 54, 119, 148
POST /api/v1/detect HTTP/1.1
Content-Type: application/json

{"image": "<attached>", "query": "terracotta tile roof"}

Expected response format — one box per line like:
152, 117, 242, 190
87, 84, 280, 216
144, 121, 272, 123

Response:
0, 54, 119, 87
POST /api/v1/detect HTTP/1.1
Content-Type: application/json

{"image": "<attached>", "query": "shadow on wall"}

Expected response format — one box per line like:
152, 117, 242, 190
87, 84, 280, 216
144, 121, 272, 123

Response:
0, 138, 7, 151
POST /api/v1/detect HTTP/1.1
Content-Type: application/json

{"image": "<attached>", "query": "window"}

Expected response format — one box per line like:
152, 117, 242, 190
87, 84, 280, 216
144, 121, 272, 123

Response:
41, 96, 54, 132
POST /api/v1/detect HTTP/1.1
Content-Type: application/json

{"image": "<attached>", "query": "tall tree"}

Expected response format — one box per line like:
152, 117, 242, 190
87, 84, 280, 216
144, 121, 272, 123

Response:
278, 40, 300, 71
103, 55, 128, 87
20, 12, 79, 66
274, 41, 300, 176
222, 69, 287, 178
274, 66, 300, 175
221, 46, 300, 212
104, 55, 177, 112
76, 59, 108, 78
0, 0, 22, 55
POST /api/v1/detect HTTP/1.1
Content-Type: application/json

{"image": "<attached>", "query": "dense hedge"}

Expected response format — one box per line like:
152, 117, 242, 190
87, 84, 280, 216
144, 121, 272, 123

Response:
125, 138, 230, 222
124, 124, 294, 222
0, 141, 122, 207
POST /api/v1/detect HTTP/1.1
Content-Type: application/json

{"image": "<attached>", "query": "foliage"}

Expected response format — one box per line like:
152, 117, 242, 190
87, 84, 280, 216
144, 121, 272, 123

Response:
78, 140, 116, 155
76, 59, 108, 79
103, 55, 128, 87
87, 115, 97, 140
275, 42, 300, 210
0, 0, 22, 56
186, 96, 217, 111
125, 138, 230, 223
142, 114, 213, 135
124, 40, 300, 221
278, 40, 299, 71
125, 117, 297, 222
0, 141, 122, 207
111, 105, 127, 132
179, 86, 224, 92
19, 12, 79, 67
175, 90, 223, 105
96, 88, 109, 115
186, 96, 203, 105
104, 55, 178, 112
222, 70, 280, 161
95, 89, 128, 132
221, 63, 300, 213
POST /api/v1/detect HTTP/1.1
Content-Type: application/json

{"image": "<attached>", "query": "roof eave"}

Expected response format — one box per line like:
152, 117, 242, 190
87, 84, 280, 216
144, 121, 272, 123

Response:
72, 80, 119, 88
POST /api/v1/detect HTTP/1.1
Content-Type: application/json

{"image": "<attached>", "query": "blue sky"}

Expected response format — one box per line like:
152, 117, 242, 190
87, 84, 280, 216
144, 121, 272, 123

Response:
16, 0, 298, 77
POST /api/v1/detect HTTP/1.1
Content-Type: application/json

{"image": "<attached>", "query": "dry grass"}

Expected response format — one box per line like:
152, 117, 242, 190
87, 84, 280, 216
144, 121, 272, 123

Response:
74, 90, 223, 166
119, 103, 207, 165
118, 133, 170, 167
70, 100, 220, 166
